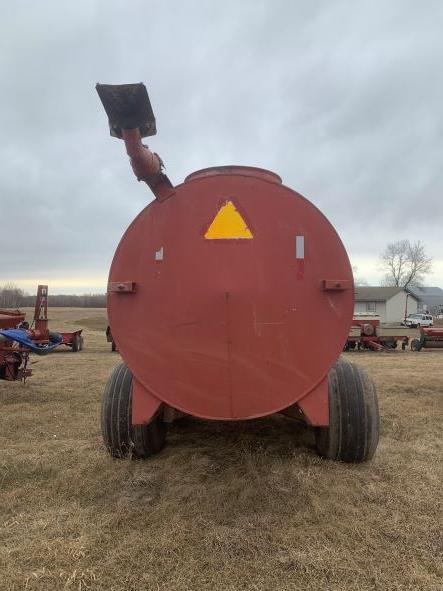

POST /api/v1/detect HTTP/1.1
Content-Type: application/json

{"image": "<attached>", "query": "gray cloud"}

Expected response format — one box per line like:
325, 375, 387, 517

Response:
1, 0, 442, 290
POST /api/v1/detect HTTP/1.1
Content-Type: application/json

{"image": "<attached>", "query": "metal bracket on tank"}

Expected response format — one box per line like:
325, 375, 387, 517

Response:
108, 281, 136, 293
322, 280, 351, 291
296, 376, 329, 426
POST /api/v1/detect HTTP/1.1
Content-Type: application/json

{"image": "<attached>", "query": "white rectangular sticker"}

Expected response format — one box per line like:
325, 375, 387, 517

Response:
155, 246, 164, 261
296, 235, 304, 259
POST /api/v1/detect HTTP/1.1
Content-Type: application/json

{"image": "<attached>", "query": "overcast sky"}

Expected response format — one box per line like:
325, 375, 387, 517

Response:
1, 0, 442, 294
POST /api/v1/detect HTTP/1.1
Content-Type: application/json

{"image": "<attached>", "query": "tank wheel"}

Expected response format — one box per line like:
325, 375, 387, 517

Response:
72, 334, 81, 352
411, 339, 422, 351
101, 362, 166, 458
315, 358, 379, 463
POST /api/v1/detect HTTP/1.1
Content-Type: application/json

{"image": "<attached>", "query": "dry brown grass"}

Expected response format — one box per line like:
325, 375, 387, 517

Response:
1, 308, 442, 591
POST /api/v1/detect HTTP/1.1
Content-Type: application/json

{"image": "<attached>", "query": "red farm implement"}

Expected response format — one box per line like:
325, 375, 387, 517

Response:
344, 315, 419, 351
0, 285, 84, 381
0, 309, 30, 380
96, 82, 379, 463
0, 309, 26, 330
411, 327, 443, 351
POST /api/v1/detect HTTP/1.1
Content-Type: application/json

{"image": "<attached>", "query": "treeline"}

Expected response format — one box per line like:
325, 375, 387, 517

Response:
20, 293, 107, 308
0, 283, 106, 308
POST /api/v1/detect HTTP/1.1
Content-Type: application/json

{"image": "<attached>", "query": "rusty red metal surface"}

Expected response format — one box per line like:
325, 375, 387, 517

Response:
122, 128, 162, 180
0, 310, 25, 330
121, 129, 173, 200
33, 284, 48, 336
185, 166, 282, 185
59, 330, 83, 346
422, 327, 443, 337
132, 377, 162, 425
108, 166, 354, 423
0, 309, 29, 380
419, 327, 443, 348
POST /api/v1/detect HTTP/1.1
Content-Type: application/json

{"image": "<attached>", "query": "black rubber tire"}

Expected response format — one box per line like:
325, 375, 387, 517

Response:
411, 339, 422, 351
101, 362, 166, 459
315, 358, 379, 463
72, 335, 80, 352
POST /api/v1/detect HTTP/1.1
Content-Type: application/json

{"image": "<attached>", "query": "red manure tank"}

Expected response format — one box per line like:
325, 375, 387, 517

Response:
96, 83, 379, 463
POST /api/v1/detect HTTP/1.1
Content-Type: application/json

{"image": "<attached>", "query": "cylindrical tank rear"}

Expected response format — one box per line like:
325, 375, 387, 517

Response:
108, 166, 353, 420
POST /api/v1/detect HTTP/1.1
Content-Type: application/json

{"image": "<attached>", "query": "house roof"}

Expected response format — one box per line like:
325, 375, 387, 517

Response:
407, 286, 443, 310
407, 286, 443, 297
354, 286, 418, 302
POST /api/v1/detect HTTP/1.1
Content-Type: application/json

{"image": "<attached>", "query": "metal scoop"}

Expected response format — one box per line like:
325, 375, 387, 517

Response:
96, 83, 156, 138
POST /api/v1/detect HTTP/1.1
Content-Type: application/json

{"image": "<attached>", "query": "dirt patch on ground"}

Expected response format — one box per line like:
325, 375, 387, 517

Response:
1, 308, 442, 590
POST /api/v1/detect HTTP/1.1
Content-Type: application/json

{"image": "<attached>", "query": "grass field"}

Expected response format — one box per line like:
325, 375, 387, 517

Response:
1, 308, 442, 591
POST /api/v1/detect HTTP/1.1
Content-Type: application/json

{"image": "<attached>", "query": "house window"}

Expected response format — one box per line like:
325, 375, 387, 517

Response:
366, 302, 376, 312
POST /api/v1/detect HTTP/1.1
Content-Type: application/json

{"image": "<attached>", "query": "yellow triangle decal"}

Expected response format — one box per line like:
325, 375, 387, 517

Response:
204, 201, 253, 239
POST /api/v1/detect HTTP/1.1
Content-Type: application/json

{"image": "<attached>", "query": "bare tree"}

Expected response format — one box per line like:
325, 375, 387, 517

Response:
380, 240, 432, 288
0, 282, 25, 308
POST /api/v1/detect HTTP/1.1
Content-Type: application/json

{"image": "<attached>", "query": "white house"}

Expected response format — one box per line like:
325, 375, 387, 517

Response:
354, 287, 419, 323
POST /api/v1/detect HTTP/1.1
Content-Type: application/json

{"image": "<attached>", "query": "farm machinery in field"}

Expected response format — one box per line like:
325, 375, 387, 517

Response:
411, 327, 443, 351
0, 285, 83, 381
345, 315, 419, 351
0, 309, 30, 380
96, 82, 379, 463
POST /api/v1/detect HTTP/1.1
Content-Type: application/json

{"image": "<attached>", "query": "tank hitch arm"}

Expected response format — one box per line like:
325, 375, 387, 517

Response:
122, 128, 173, 199
96, 82, 173, 200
